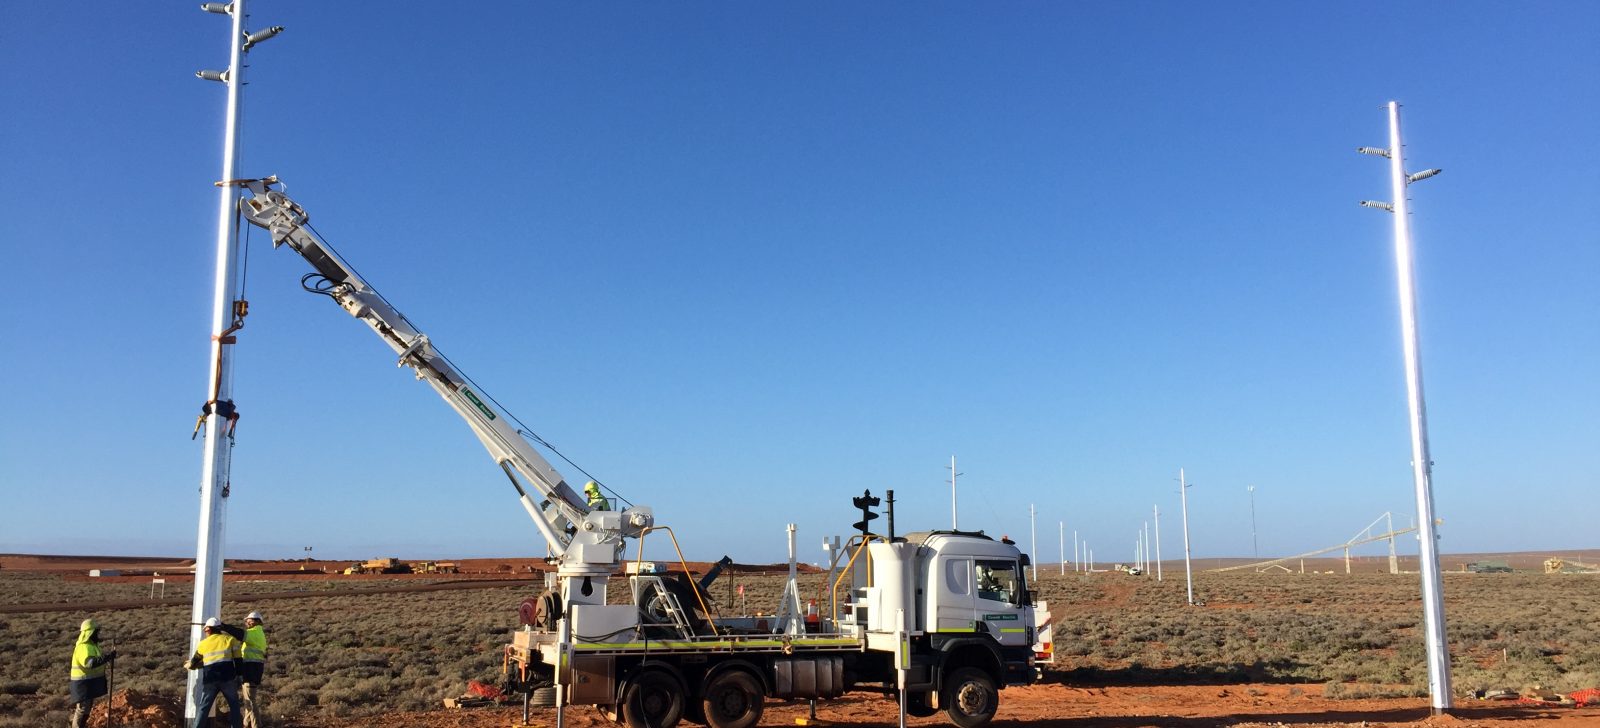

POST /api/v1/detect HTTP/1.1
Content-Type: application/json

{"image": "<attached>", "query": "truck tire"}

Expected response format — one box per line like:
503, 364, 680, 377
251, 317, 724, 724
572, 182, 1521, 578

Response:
622, 668, 686, 728
941, 667, 998, 728
700, 670, 764, 728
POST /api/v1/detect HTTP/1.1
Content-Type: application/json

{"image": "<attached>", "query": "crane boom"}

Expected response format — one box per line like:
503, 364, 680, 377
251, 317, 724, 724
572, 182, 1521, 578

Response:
238, 177, 651, 600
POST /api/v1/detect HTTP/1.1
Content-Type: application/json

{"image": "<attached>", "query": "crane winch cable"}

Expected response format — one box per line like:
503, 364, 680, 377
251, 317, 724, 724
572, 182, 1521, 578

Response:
299, 220, 633, 511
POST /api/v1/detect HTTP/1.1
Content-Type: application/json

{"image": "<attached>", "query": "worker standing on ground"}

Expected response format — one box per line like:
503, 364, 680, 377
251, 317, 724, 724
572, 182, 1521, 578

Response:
69, 618, 116, 728
584, 480, 612, 511
186, 616, 244, 728
239, 611, 268, 728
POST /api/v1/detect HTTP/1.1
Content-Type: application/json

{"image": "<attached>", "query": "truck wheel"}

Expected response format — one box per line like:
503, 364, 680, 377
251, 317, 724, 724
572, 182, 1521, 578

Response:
941, 667, 998, 728
700, 670, 764, 728
622, 668, 686, 728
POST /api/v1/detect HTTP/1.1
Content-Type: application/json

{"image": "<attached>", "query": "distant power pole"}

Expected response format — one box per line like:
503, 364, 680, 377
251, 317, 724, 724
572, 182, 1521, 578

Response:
1029, 504, 1038, 582
1142, 521, 1150, 576
1359, 100, 1451, 713
1154, 505, 1163, 581
1073, 530, 1079, 572
1179, 468, 1194, 605
1248, 485, 1259, 558
1059, 521, 1065, 575
947, 456, 962, 530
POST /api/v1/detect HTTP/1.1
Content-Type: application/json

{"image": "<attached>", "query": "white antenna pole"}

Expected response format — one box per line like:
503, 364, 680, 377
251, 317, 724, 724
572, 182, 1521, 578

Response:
1154, 505, 1162, 581
1180, 468, 1194, 605
1073, 531, 1079, 572
1029, 503, 1038, 582
187, 0, 282, 719
1059, 521, 1065, 575
1362, 100, 1452, 712
1248, 484, 1258, 558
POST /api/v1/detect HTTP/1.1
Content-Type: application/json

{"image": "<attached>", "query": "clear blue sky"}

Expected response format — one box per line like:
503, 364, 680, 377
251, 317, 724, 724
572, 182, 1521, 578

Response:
2, 3, 1595, 565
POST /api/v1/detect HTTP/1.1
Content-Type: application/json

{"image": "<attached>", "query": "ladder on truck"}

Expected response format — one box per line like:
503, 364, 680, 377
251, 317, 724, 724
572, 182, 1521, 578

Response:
632, 576, 695, 638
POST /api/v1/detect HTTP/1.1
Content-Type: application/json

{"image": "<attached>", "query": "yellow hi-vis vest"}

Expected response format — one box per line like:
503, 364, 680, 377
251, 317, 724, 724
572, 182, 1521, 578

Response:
198, 632, 242, 666
243, 626, 268, 662
70, 641, 105, 681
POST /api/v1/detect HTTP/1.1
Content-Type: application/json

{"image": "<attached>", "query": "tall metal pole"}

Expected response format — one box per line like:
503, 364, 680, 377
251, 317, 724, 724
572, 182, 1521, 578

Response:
189, 0, 248, 719
1248, 485, 1258, 558
1029, 504, 1037, 582
948, 456, 960, 530
1153, 505, 1162, 581
1142, 521, 1150, 576
1363, 100, 1452, 712
1059, 521, 1065, 575
1387, 512, 1399, 575
1072, 530, 1078, 572
188, 4, 283, 720
1179, 468, 1194, 605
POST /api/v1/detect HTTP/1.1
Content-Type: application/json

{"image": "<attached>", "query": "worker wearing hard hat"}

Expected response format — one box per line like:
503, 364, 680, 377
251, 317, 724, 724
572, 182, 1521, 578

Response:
584, 480, 612, 511
69, 618, 116, 728
186, 616, 244, 728
239, 611, 269, 728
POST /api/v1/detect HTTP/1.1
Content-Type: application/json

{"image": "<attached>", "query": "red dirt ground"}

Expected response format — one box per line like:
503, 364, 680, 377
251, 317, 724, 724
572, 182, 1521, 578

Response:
277, 684, 1600, 727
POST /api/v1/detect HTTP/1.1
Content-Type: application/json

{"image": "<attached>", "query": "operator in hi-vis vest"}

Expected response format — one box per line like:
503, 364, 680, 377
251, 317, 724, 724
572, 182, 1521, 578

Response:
186, 617, 244, 728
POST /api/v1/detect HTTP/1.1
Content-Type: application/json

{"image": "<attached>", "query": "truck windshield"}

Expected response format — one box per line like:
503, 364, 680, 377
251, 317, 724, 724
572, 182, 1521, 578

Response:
974, 559, 1020, 605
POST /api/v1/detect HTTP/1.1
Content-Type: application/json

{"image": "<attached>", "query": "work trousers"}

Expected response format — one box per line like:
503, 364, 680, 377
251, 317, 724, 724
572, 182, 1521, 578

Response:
193, 679, 243, 728
240, 682, 261, 728
68, 699, 92, 728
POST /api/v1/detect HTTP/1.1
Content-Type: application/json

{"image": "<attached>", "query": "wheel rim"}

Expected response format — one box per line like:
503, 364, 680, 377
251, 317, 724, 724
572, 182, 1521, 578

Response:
956, 680, 989, 716
641, 687, 670, 718
711, 686, 748, 718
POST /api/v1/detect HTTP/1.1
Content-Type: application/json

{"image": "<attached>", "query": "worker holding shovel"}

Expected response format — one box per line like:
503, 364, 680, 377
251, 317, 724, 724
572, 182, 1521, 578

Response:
68, 618, 116, 728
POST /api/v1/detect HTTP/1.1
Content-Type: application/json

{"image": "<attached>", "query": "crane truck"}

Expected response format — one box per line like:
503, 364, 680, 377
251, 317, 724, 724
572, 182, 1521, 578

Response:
237, 177, 1040, 728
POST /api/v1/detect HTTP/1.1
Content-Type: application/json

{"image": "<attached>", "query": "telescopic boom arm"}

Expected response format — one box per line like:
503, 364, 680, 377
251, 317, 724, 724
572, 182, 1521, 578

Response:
238, 177, 651, 587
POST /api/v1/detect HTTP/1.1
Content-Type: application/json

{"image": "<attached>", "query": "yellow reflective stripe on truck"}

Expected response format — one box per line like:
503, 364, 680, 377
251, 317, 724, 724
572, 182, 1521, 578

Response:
571, 638, 861, 651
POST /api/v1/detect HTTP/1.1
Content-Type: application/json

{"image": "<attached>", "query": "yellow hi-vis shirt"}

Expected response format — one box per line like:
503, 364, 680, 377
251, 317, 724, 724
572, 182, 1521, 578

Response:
70, 641, 105, 680
243, 625, 268, 662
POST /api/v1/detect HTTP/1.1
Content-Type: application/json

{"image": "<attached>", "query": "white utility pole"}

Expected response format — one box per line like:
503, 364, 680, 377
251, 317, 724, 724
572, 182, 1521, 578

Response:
1142, 521, 1150, 576
1248, 485, 1259, 558
1029, 504, 1038, 582
188, 2, 282, 720
1360, 100, 1452, 713
948, 456, 961, 530
1153, 505, 1162, 581
1179, 468, 1195, 605
1059, 521, 1065, 575
1073, 530, 1079, 572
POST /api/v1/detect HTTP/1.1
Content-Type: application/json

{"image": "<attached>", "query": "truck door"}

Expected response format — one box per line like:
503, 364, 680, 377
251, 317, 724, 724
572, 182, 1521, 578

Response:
974, 559, 1028, 648
934, 556, 977, 633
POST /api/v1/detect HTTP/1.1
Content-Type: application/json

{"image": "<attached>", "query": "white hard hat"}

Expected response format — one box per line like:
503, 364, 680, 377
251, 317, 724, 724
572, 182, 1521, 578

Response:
204, 617, 221, 628
246, 611, 263, 621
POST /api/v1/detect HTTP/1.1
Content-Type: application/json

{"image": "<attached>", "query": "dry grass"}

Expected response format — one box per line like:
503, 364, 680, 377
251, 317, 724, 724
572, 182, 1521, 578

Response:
2, 567, 1596, 725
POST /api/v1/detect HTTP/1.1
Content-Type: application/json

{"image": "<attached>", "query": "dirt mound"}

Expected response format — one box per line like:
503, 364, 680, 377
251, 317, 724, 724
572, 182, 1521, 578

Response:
90, 689, 183, 728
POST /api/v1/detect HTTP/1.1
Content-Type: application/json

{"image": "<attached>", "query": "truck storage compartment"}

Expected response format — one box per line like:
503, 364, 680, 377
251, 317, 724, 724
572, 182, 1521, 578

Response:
772, 656, 845, 699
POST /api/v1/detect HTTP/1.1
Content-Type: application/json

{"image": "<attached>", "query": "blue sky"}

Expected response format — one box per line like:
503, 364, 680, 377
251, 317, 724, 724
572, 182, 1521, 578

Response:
2, 3, 1595, 565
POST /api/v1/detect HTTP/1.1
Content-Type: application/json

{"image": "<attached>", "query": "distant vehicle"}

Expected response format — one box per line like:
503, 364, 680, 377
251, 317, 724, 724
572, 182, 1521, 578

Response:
1465, 561, 1512, 573
345, 557, 409, 575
